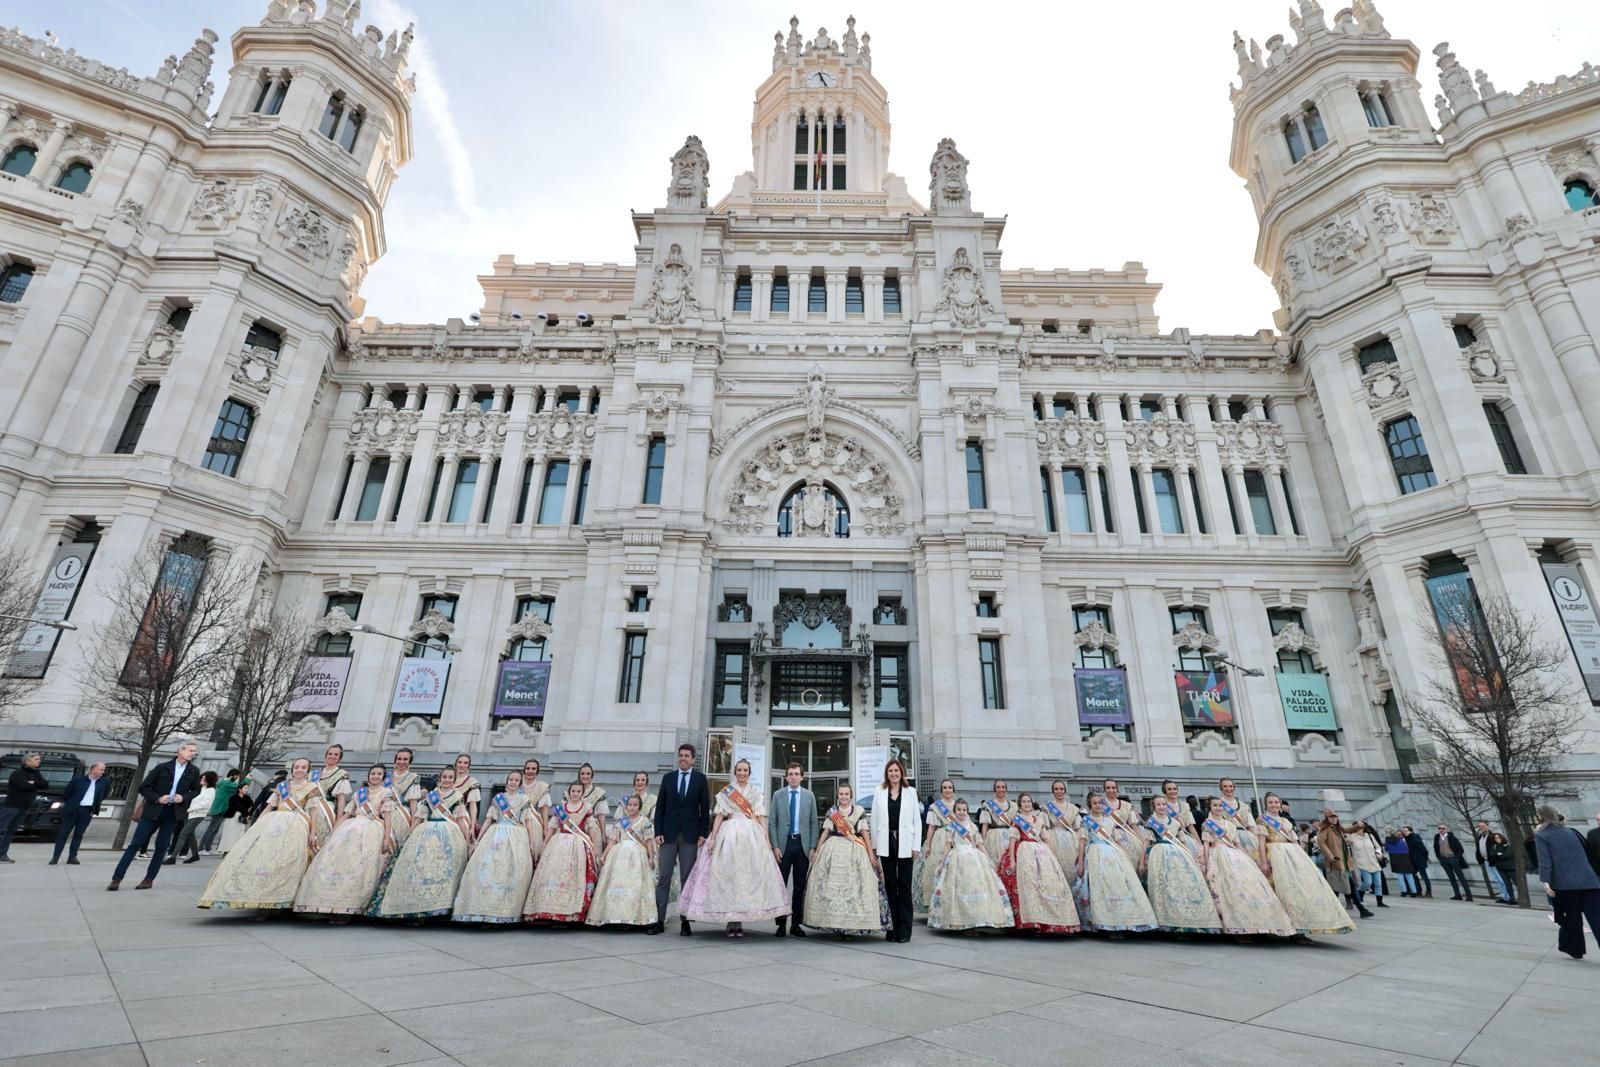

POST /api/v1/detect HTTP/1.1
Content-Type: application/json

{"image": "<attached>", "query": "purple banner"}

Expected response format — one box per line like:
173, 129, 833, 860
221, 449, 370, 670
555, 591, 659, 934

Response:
1074, 668, 1133, 725
494, 660, 551, 718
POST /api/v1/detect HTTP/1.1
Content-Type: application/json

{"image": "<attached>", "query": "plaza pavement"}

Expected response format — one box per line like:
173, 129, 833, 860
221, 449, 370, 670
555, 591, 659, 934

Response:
0, 837, 1595, 1067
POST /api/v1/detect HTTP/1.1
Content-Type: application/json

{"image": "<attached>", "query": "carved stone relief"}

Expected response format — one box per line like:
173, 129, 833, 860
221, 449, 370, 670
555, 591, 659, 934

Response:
1035, 414, 1109, 467
1310, 217, 1369, 272
1125, 411, 1198, 465
723, 428, 907, 536
1406, 191, 1457, 244
927, 137, 972, 215
348, 400, 420, 451
934, 247, 997, 328
1214, 415, 1287, 466
644, 243, 698, 324
1361, 362, 1407, 408
666, 134, 709, 209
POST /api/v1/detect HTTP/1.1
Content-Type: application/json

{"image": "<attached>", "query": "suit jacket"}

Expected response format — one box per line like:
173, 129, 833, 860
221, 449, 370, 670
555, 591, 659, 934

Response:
1433, 832, 1466, 864
655, 767, 711, 844
768, 785, 818, 851
869, 786, 921, 859
136, 760, 203, 821
62, 774, 105, 816
1536, 824, 1600, 891
1404, 832, 1430, 868
1584, 826, 1600, 876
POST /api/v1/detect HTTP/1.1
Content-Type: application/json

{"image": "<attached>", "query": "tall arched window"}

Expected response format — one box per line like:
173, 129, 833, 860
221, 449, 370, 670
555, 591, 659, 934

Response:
1565, 178, 1599, 211
0, 261, 34, 304
775, 481, 850, 538
54, 161, 93, 194
0, 143, 36, 176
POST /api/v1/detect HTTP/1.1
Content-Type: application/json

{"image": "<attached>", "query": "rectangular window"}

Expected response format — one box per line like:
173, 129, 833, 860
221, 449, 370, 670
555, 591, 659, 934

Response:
472, 389, 495, 412
1188, 470, 1208, 534
557, 390, 581, 413
1073, 606, 1114, 668
389, 458, 410, 521
1452, 323, 1479, 348
1098, 470, 1115, 533
628, 587, 650, 612
1284, 121, 1307, 163
355, 456, 389, 521
795, 121, 808, 153
572, 460, 590, 524
713, 642, 749, 714
1385, 415, 1437, 494
1279, 471, 1302, 534
1304, 106, 1328, 149
1222, 471, 1242, 534
845, 274, 864, 314
314, 592, 362, 655
201, 398, 254, 477
1170, 608, 1211, 671
1269, 609, 1318, 673
1061, 467, 1092, 532
975, 594, 999, 618
733, 273, 753, 312
618, 632, 647, 703
537, 459, 569, 524
480, 458, 500, 522
978, 637, 1006, 709
1138, 399, 1162, 421
114, 383, 159, 454
882, 275, 901, 315
794, 163, 807, 191
1243, 469, 1277, 534
1152, 468, 1184, 533
318, 96, 342, 139
1132, 471, 1150, 534
1357, 337, 1398, 372
807, 274, 827, 314
1039, 467, 1057, 532
1361, 90, 1395, 128
514, 460, 535, 524
831, 163, 846, 190
965, 441, 987, 509
771, 272, 789, 313
641, 435, 666, 504
445, 459, 479, 523
331, 458, 354, 520
336, 109, 362, 152
424, 458, 444, 522
1052, 396, 1072, 420
1483, 403, 1527, 474
874, 644, 909, 720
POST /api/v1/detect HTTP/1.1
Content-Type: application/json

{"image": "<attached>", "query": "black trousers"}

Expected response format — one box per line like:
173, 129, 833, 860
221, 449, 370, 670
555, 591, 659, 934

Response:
1554, 887, 1600, 958
881, 854, 915, 939
112, 809, 180, 883
1440, 856, 1473, 898
52, 808, 95, 860
779, 835, 809, 926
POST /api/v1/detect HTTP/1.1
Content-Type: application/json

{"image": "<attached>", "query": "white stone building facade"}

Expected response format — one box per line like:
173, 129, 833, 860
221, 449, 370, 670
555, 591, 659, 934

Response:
2, 3, 1599, 818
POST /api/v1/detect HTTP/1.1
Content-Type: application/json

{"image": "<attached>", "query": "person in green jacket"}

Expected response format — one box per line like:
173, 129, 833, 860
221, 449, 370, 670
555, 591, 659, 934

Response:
199, 768, 251, 853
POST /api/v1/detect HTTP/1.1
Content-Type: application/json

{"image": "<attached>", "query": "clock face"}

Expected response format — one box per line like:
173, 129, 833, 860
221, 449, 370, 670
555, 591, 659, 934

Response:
806, 71, 833, 88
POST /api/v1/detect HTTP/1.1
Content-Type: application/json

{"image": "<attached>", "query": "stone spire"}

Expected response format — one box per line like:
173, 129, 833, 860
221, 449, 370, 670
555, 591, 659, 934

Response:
1434, 42, 1481, 115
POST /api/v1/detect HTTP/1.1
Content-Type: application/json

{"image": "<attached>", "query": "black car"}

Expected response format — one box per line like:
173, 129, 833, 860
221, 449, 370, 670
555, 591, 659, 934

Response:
0, 753, 84, 840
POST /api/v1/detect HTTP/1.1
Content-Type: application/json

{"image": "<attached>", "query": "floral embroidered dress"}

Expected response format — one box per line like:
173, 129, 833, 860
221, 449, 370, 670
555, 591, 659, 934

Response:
679, 782, 790, 923
1075, 813, 1157, 933
524, 802, 600, 922
998, 814, 1081, 934
1216, 796, 1261, 864
586, 814, 658, 927
915, 797, 957, 914
308, 767, 352, 848
452, 791, 537, 923
294, 784, 395, 915
1140, 812, 1223, 934
386, 770, 422, 849
1105, 798, 1147, 870
522, 780, 552, 863
371, 787, 471, 919
1201, 817, 1295, 937
804, 804, 891, 936
1258, 813, 1355, 936
199, 778, 319, 910
977, 797, 1019, 867
928, 818, 1013, 932
1039, 798, 1084, 876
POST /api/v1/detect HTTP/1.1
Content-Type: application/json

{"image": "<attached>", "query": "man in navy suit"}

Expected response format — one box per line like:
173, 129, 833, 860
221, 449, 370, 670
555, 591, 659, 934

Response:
108, 740, 201, 891
49, 762, 106, 865
651, 743, 711, 935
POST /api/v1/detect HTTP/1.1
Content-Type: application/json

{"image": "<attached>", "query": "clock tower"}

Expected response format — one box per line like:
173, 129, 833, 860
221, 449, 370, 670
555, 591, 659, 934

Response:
724, 15, 916, 213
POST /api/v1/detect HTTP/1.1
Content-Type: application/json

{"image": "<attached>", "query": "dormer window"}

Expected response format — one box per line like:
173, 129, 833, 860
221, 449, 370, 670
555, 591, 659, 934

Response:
1359, 87, 1396, 128
251, 72, 290, 115
54, 161, 93, 194
1565, 178, 1599, 211
318, 92, 364, 153
1283, 104, 1328, 163
0, 143, 36, 177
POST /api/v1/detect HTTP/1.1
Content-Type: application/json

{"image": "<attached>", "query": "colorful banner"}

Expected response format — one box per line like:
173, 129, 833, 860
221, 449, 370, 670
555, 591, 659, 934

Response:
120, 545, 207, 688
1074, 668, 1133, 725
1175, 670, 1233, 727
7, 541, 95, 678
1541, 562, 1600, 704
289, 656, 353, 715
390, 657, 450, 717
493, 660, 551, 717
1277, 671, 1337, 730
1424, 570, 1499, 708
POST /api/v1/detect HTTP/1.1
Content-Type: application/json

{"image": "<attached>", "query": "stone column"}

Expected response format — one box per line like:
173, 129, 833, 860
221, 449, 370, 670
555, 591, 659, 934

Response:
1523, 259, 1600, 431
1263, 462, 1293, 536
865, 271, 883, 324
521, 455, 549, 527
788, 272, 804, 324
491, 385, 534, 534
468, 453, 494, 526
1175, 461, 1200, 536
1229, 465, 1257, 544
1136, 463, 1158, 537
752, 269, 772, 323
395, 387, 449, 531
826, 269, 846, 323
563, 454, 587, 526
374, 449, 405, 524
432, 454, 460, 524
337, 450, 371, 522
29, 119, 72, 183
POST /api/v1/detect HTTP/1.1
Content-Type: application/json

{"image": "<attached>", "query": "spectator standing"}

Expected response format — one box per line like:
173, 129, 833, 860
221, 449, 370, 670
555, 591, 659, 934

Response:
107, 741, 201, 890
199, 769, 249, 853
49, 762, 106, 865
0, 753, 49, 863
1584, 813, 1600, 877
1487, 832, 1519, 905
167, 771, 216, 864
1474, 820, 1505, 902
1535, 805, 1600, 960
1433, 824, 1474, 901
1403, 826, 1433, 897
1347, 820, 1387, 908
1384, 829, 1419, 897
1316, 811, 1372, 918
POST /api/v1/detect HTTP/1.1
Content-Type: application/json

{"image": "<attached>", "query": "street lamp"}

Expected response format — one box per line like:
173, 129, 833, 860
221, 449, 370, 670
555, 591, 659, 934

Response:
349, 622, 461, 654
0, 612, 78, 631
1204, 650, 1265, 813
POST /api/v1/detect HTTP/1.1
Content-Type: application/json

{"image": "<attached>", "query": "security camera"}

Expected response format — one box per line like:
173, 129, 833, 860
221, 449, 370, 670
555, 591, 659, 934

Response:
510, 311, 524, 320
468, 312, 481, 322
576, 312, 592, 325
537, 312, 549, 321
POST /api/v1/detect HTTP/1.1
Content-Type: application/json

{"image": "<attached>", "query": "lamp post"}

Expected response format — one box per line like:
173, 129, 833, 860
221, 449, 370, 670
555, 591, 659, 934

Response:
1204, 650, 1265, 812
350, 622, 461, 655
0, 612, 78, 631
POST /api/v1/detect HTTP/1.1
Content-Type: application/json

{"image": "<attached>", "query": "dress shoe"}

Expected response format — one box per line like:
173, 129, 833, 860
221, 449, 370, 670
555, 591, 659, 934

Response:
48, 857, 59, 865
791, 925, 807, 938
0, 856, 13, 863
162, 857, 176, 866
1376, 899, 1388, 908
1357, 906, 1374, 919
106, 881, 120, 891
774, 921, 787, 938
680, 919, 692, 937
1451, 894, 1463, 900
135, 879, 154, 890
183, 856, 200, 864
645, 922, 664, 935
66, 858, 80, 865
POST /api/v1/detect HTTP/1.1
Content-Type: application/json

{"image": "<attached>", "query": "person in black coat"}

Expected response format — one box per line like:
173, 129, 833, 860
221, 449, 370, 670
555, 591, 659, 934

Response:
1432, 824, 1474, 900
0, 753, 50, 862
49, 763, 107, 865
1403, 826, 1433, 897
652, 743, 712, 935
108, 741, 202, 891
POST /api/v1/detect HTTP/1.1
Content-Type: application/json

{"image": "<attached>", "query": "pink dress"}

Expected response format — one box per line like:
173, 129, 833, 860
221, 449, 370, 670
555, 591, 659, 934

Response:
678, 783, 790, 923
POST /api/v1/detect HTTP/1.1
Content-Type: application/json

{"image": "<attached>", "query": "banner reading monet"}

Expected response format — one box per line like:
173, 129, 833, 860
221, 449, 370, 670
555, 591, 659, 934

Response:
391, 657, 450, 717
1074, 668, 1134, 725
1276, 672, 1337, 730
493, 660, 551, 718
1174, 670, 1233, 727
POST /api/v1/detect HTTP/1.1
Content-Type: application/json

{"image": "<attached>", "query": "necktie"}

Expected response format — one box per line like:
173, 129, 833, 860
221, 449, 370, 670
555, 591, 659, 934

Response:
790, 788, 798, 834
679, 771, 686, 798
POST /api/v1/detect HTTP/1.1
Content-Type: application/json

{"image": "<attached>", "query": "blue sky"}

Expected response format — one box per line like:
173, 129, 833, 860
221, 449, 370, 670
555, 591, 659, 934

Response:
29, 1, 1600, 333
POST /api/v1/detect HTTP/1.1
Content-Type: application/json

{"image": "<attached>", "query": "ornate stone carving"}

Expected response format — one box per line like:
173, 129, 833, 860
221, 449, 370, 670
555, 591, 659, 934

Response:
1406, 191, 1457, 244
437, 407, 508, 453
943, 394, 997, 425
710, 390, 919, 460
1310, 217, 1368, 272
1171, 618, 1220, 655
189, 177, 238, 228
793, 475, 841, 538
935, 247, 997, 328
112, 197, 145, 231
245, 185, 275, 225
1214, 415, 1287, 466
526, 408, 597, 458
1547, 147, 1594, 182
1463, 339, 1504, 383
1271, 621, 1320, 655
1073, 619, 1119, 653
1503, 213, 1534, 241
1361, 362, 1407, 408
644, 243, 698, 324
1371, 195, 1400, 236
773, 592, 851, 644
1035, 414, 1109, 467
802, 365, 832, 433
1187, 730, 1241, 764
723, 428, 907, 536
139, 324, 180, 368
666, 134, 709, 209
410, 608, 455, 640
928, 137, 971, 215
506, 615, 553, 643
1125, 411, 1197, 465
232, 343, 280, 390
348, 400, 420, 450
278, 204, 332, 259
316, 606, 358, 636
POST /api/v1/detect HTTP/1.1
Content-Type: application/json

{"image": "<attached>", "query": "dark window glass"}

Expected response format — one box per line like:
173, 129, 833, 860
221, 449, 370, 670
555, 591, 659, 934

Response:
1152, 468, 1184, 533
770, 659, 851, 719
1483, 403, 1527, 474
1222, 470, 1242, 534
1170, 608, 1211, 671
1061, 467, 1091, 532
1279, 471, 1301, 534
776, 480, 849, 538
832, 163, 846, 190
1384, 415, 1437, 494
1, 143, 37, 176
733, 273, 752, 312
965, 441, 987, 509
114, 383, 159, 454
319, 95, 343, 139
720, 596, 751, 623
1052, 396, 1071, 419
1187, 470, 1208, 534
445, 459, 479, 523
1452, 323, 1478, 348
713, 643, 749, 712
537, 460, 569, 524
1132, 471, 1150, 533
628, 588, 650, 612
1227, 399, 1248, 422
1243, 469, 1277, 534
875, 645, 909, 720
642, 436, 666, 504
1040, 467, 1057, 532
1138, 399, 1162, 421
557, 390, 580, 413
975, 594, 998, 618
771, 272, 789, 313
54, 161, 92, 194
481, 458, 500, 522
389, 458, 410, 521
265, 77, 289, 115
514, 461, 535, 524
331, 457, 354, 519
882, 275, 901, 314
166, 306, 191, 333
0, 263, 34, 303
315, 592, 361, 655
807, 275, 827, 313
1098, 469, 1115, 533
1284, 121, 1307, 163
1304, 106, 1328, 149
978, 637, 1005, 709
1073, 606, 1114, 668
1269, 609, 1318, 673
794, 163, 807, 191
1357, 338, 1397, 372
473, 389, 495, 412
355, 456, 389, 521
337, 108, 362, 152
618, 633, 647, 703
845, 274, 864, 313
1361, 90, 1394, 127
873, 597, 906, 625
201, 399, 254, 477
832, 118, 846, 154
244, 322, 283, 353
572, 460, 590, 524
795, 121, 808, 153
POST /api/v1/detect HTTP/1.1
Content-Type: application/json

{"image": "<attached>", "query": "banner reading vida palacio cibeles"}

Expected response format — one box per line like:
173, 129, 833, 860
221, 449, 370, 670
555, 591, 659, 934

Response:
1541, 561, 1600, 703
1276, 672, 1338, 730
289, 656, 353, 716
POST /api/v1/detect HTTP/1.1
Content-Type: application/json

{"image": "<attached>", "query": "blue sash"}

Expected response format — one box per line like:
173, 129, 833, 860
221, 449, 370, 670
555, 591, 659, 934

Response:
949, 819, 971, 838
1145, 816, 1166, 836
383, 770, 393, 788
1203, 817, 1228, 839
276, 781, 289, 799
494, 792, 510, 813
1261, 813, 1284, 832
357, 785, 369, 805
932, 798, 953, 821
1011, 814, 1036, 836
1045, 799, 1069, 823
1220, 799, 1239, 819
984, 798, 1007, 825
427, 789, 441, 807
311, 768, 322, 783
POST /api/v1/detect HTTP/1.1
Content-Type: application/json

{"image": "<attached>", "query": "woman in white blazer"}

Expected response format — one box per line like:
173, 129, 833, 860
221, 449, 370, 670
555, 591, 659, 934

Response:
870, 759, 921, 942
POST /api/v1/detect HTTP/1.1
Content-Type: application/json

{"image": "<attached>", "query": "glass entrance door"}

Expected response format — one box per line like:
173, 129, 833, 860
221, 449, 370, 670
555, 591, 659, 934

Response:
771, 733, 851, 813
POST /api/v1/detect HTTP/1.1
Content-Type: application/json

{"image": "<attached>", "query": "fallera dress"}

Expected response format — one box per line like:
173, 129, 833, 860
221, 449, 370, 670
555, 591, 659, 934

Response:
1216, 796, 1261, 863
803, 805, 891, 936
452, 791, 537, 923
915, 797, 957, 914
1201, 818, 1296, 937
1258, 813, 1355, 935
371, 787, 471, 919
586, 813, 658, 927
997, 815, 1082, 934
386, 770, 422, 849
679, 782, 791, 923
1105, 798, 1147, 870
978, 797, 1019, 867
524, 802, 600, 922
294, 784, 395, 915
1140, 812, 1223, 934
928, 818, 1014, 931
198, 778, 318, 910
1075, 813, 1157, 933
521, 780, 552, 862
308, 766, 352, 848
1039, 798, 1085, 876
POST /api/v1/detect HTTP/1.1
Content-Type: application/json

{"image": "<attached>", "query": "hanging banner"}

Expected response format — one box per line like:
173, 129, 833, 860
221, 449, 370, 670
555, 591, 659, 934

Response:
1175, 670, 1233, 727
1424, 571, 1499, 708
1074, 668, 1133, 725
390, 657, 450, 717
854, 744, 888, 799
289, 656, 352, 715
732, 741, 766, 795
1541, 562, 1600, 704
1277, 672, 1337, 730
493, 660, 551, 717
7, 541, 95, 678
121, 545, 207, 688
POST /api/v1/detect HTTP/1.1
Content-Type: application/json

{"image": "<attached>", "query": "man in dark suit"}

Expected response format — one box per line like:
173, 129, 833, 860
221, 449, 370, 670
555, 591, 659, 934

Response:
1433, 823, 1474, 901
49, 762, 106, 865
768, 761, 818, 938
652, 743, 711, 936
108, 740, 201, 891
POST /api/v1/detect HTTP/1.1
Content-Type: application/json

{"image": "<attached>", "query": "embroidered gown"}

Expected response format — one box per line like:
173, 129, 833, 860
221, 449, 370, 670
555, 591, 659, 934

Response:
586, 814, 658, 927
804, 805, 891, 936
452, 791, 537, 923
1039, 798, 1084, 876
998, 817, 1082, 934
1140, 812, 1223, 934
679, 782, 791, 923
524, 802, 600, 922
372, 788, 471, 919
199, 778, 319, 910
294, 785, 395, 915
386, 770, 422, 849
1258, 814, 1355, 935
522, 780, 552, 862
1075, 814, 1158, 933
1201, 818, 1295, 937
915, 799, 957, 914
1216, 797, 1261, 863
624, 792, 657, 821
928, 819, 1014, 931
977, 798, 1020, 867
1105, 798, 1147, 870
308, 767, 352, 848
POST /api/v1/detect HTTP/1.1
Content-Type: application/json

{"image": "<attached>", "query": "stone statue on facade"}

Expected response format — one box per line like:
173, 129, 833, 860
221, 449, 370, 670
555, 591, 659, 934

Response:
928, 137, 971, 215
935, 246, 996, 328
667, 134, 709, 210
802, 366, 829, 434
645, 242, 698, 323
796, 476, 838, 537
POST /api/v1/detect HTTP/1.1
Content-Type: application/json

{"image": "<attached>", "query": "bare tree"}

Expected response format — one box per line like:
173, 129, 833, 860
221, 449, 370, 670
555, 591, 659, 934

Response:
1401, 591, 1586, 908
225, 610, 318, 773
0, 542, 42, 720
76, 537, 254, 849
